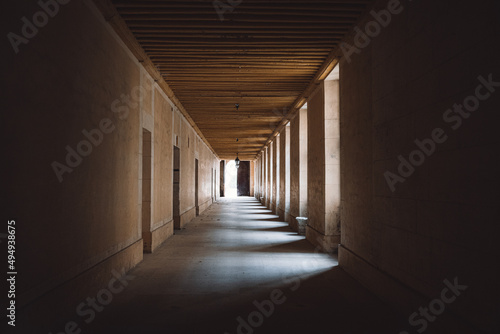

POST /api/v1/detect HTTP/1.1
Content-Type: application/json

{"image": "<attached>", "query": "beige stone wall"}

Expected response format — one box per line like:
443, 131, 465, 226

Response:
142, 71, 154, 116
152, 87, 173, 231
4, 0, 219, 319
339, 0, 500, 331
198, 135, 218, 207
180, 120, 195, 215
170, 108, 218, 227
4, 0, 143, 308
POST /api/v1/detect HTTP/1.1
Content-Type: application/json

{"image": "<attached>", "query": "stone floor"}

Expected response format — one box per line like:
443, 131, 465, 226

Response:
84, 197, 407, 333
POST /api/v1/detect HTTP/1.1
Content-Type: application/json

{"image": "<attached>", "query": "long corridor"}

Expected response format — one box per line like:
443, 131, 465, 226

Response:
82, 197, 406, 334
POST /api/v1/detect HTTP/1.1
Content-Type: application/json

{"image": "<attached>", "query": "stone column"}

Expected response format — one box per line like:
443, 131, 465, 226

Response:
278, 127, 288, 221
265, 147, 270, 207
271, 136, 279, 214
307, 79, 340, 253
289, 108, 307, 231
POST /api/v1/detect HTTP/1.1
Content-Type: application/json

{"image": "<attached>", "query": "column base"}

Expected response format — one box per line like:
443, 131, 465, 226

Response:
174, 207, 197, 229
306, 225, 340, 253
277, 208, 290, 223
143, 219, 174, 253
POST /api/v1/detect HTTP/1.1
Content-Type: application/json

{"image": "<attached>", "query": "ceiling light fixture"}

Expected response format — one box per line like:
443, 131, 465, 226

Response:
235, 153, 240, 169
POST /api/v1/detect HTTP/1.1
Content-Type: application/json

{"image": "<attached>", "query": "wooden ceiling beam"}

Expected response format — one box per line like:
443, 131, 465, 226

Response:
109, 0, 372, 159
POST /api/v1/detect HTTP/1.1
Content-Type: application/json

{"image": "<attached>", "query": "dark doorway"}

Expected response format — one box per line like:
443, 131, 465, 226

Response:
142, 129, 152, 252
220, 160, 225, 197
237, 161, 250, 196
195, 158, 199, 216
173, 146, 180, 229
214, 169, 217, 200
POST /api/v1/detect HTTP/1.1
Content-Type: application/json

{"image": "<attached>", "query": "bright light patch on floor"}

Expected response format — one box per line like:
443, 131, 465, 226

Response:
171, 197, 339, 294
